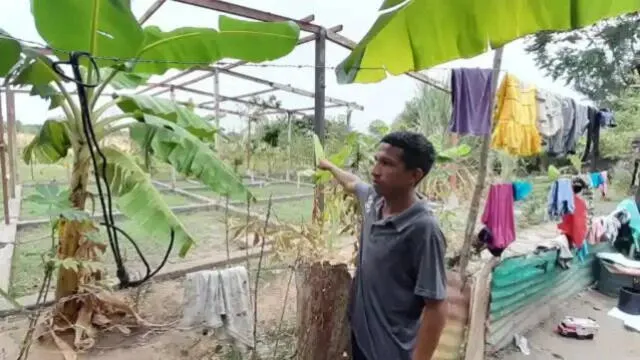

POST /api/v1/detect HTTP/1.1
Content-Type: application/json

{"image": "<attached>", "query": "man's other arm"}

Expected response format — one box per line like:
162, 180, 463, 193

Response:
412, 218, 448, 360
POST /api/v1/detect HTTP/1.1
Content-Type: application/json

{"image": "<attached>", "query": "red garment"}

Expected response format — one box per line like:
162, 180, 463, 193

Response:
558, 195, 588, 248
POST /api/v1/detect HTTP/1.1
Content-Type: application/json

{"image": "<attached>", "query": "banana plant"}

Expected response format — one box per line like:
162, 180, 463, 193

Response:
0, 0, 300, 302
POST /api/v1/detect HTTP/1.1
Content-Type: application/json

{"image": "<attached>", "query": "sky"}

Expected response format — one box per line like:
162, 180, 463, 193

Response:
0, 0, 586, 133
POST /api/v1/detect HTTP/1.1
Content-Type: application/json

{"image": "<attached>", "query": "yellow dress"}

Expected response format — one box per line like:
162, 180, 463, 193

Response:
491, 74, 542, 157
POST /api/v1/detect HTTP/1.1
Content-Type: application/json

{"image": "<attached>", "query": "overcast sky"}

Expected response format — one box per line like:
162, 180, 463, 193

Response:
0, 0, 586, 133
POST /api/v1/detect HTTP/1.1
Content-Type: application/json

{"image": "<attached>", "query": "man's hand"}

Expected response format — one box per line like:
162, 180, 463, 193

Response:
317, 159, 360, 194
317, 159, 334, 171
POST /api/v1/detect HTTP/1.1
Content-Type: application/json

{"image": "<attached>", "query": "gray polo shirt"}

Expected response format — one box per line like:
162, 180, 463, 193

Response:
350, 183, 447, 360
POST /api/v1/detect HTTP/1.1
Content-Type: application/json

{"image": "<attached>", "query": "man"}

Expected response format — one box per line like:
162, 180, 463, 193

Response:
318, 131, 448, 360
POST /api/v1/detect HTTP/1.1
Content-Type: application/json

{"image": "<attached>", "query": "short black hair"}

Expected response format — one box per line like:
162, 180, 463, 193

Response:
380, 131, 436, 177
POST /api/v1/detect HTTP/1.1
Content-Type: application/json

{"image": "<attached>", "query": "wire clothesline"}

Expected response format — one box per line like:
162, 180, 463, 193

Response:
2, 33, 596, 107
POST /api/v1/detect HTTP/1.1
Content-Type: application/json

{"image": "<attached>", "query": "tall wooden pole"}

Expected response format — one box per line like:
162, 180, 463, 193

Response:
213, 67, 220, 151
458, 47, 504, 282
5, 89, 16, 198
0, 93, 9, 224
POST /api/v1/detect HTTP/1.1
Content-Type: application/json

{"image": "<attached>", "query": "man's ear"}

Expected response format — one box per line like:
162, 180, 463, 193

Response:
413, 168, 425, 185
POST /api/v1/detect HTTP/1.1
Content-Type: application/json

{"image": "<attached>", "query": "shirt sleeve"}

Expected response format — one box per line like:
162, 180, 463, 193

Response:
354, 182, 373, 215
413, 217, 448, 301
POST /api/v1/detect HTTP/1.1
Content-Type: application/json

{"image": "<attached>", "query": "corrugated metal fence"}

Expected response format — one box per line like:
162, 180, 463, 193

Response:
486, 243, 610, 352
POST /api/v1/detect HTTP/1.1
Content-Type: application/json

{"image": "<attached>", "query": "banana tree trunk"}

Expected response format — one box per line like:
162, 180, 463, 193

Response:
55, 150, 91, 317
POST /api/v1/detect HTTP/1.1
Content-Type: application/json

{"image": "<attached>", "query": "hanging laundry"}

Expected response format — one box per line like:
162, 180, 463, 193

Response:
536, 89, 563, 138
182, 270, 224, 328
548, 179, 575, 219
563, 100, 591, 155
219, 266, 253, 347
491, 74, 542, 156
448, 68, 494, 136
576, 241, 590, 263
598, 108, 616, 127
557, 194, 588, 248
182, 267, 254, 348
479, 183, 516, 256
587, 217, 605, 245
512, 181, 533, 201
581, 107, 601, 163
573, 103, 591, 142
599, 171, 608, 197
589, 172, 603, 188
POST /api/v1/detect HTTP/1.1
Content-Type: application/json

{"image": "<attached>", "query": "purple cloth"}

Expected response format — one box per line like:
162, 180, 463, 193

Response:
448, 68, 494, 136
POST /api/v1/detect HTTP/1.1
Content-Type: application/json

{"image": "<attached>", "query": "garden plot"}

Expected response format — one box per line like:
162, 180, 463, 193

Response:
181, 182, 313, 203
15, 185, 195, 222
9, 208, 245, 298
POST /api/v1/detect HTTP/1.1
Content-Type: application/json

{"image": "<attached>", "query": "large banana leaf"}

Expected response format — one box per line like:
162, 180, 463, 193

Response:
133, 16, 300, 75
32, 0, 144, 64
336, 0, 640, 84
117, 95, 215, 140
11, 48, 64, 109
101, 146, 195, 256
0, 29, 21, 77
101, 68, 150, 89
130, 114, 251, 200
23, 119, 71, 164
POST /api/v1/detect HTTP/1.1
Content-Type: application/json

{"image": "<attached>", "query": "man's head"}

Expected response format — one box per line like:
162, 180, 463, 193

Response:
371, 131, 436, 197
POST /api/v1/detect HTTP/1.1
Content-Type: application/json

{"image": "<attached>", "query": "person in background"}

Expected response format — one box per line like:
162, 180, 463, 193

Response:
318, 131, 448, 360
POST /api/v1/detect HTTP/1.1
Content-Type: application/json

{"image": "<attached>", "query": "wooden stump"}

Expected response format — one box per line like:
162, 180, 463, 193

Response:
295, 261, 352, 360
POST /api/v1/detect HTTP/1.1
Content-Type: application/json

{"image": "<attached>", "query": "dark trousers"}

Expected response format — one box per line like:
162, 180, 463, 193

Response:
351, 332, 368, 360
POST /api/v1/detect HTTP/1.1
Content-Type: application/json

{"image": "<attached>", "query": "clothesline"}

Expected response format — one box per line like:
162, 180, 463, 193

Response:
448, 68, 614, 159
424, 66, 595, 109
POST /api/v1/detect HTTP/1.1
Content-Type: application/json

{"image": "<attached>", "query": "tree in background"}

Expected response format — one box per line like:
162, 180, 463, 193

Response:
525, 13, 640, 103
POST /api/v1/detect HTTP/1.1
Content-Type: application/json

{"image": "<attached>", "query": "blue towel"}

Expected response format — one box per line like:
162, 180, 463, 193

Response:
577, 242, 589, 263
589, 172, 603, 188
512, 181, 533, 201
547, 179, 575, 219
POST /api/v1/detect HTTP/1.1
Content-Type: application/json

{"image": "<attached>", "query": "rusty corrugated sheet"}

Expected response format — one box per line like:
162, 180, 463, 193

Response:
486, 243, 611, 353
433, 271, 471, 360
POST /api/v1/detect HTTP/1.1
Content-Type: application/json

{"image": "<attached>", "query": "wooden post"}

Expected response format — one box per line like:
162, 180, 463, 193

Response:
213, 67, 220, 151
313, 27, 327, 219
169, 86, 177, 189
5, 89, 16, 198
286, 112, 292, 182
0, 92, 9, 224
458, 47, 504, 282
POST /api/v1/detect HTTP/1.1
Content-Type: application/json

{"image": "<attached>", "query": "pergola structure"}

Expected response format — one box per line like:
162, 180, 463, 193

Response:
0, 0, 447, 220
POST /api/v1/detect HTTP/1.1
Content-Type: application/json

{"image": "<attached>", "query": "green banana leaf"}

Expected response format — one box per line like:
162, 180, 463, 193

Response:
32, 0, 144, 65
23, 119, 72, 164
11, 48, 64, 109
336, 0, 640, 84
101, 68, 150, 89
129, 114, 251, 200
0, 28, 21, 77
134, 16, 300, 75
101, 147, 195, 257
117, 95, 216, 140
436, 144, 472, 163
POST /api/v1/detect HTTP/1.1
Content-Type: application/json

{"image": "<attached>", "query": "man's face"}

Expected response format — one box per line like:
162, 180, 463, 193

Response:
371, 143, 422, 196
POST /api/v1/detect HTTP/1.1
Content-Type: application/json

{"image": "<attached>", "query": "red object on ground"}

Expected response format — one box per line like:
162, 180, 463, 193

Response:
558, 195, 588, 248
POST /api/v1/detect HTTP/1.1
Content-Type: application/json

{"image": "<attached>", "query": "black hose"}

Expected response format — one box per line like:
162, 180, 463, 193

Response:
52, 52, 174, 288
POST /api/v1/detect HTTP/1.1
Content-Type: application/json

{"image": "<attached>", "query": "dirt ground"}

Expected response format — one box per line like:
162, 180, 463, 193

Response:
0, 268, 299, 360
490, 289, 640, 360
